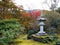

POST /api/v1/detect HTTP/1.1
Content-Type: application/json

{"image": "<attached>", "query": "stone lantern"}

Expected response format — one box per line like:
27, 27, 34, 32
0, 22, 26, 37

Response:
36, 10, 47, 35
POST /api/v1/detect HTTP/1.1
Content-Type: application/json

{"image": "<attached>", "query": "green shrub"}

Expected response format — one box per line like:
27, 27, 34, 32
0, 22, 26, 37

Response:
0, 19, 23, 45
47, 28, 56, 35
27, 30, 36, 39
28, 30, 35, 35
56, 41, 60, 45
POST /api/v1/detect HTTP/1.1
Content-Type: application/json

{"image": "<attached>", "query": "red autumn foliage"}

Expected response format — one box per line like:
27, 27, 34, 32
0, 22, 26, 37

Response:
26, 10, 41, 19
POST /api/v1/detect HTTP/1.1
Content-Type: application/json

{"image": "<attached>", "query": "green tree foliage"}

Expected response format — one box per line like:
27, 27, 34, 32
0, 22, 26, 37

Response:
44, 11, 60, 33
0, 0, 17, 8
0, 0, 23, 19
0, 19, 23, 45
56, 7, 60, 14
0, 0, 33, 32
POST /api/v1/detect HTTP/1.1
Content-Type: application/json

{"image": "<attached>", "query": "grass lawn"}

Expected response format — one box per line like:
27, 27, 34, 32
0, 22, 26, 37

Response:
10, 34, 60, 45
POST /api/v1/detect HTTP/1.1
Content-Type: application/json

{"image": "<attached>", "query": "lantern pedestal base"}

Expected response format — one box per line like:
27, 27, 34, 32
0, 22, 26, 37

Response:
36, 31, 47, 36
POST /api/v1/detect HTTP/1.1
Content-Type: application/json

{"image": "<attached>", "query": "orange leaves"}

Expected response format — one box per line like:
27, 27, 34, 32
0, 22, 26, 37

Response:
5, 15, 13, 19
22, 12, 31, 18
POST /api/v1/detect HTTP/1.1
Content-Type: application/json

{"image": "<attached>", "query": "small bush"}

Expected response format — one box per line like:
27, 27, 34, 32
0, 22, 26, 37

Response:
56, 41, 60, 45
28, 30, 35, 35
27, 30, 36, 39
